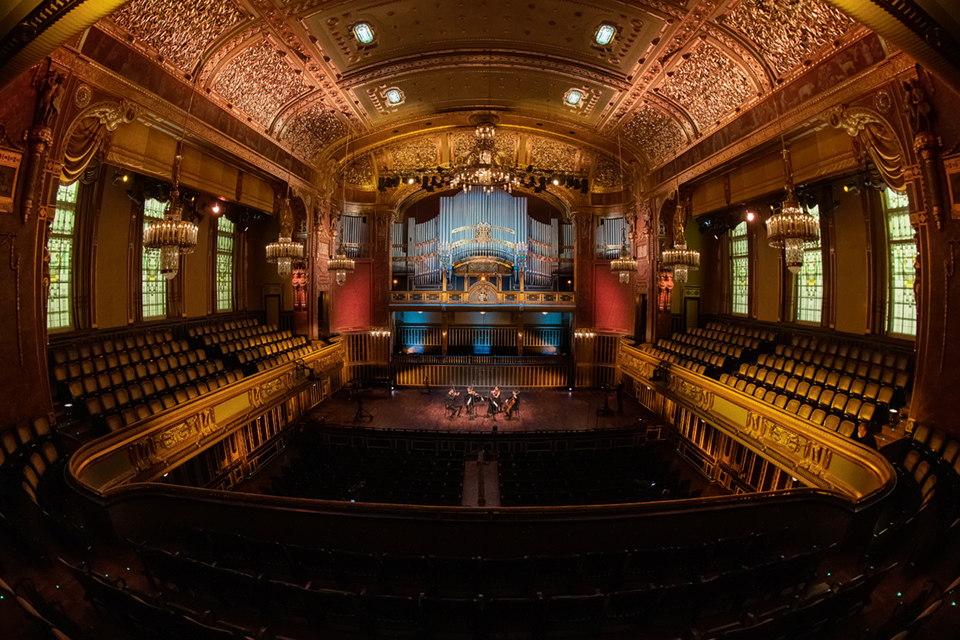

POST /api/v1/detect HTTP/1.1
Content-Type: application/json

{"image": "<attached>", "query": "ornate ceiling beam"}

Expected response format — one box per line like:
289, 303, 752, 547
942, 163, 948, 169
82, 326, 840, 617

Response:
336, 51, 632, 92
0, 0, 129, 90
826, 0, 960, 90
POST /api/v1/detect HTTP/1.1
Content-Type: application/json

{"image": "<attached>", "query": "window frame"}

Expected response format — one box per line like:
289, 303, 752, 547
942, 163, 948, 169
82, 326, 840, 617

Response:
729, 221, 749, 316
47, 181, 79, 331
882, 189, 916, 337
215, 216, 235, 312
793, 204, 823, 325
142, 197, 168, 319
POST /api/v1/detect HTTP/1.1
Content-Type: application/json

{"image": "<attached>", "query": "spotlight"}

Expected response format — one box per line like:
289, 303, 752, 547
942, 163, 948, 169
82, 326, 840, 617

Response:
538, 177, 546, 189
580, 178, 589, 193
526, 165, 534, 172
378, 177, 387, 192
212, 203, 220, 214
112, 171, 130, 185
528, 177, 537, 188
422, 176, 430, 190
552, 178, 560, 186
746, 211, 755, 221
843, 182, 860, 194
573, 179, 581, 190
408, 177, 415, 185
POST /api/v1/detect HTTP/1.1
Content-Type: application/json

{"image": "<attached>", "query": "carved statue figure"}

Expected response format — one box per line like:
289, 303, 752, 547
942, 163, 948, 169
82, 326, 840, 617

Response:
657, 270, 674, 312
33, 68, 65, 129
902, 77, 932, 134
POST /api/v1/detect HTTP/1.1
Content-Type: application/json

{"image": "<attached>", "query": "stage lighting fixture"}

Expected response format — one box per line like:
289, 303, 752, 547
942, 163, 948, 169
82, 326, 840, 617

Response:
746, 211, 755, 221
539, 177, 546, 189
580, 178, 589, 193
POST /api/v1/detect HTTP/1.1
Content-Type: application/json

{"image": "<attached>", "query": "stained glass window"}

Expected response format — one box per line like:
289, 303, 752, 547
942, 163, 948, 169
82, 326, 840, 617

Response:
385, 88, 403, 105
216, 216, 235, 312
730, 221, 749, 316
47, 182, 78, 330
142, 198, 167, 319
565, 90, 582, 106
795, 204, 823, 324
884, 189, 916, 336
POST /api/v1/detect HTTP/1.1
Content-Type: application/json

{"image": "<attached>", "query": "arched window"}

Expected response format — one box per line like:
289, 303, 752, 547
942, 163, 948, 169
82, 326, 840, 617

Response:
729, 221, 749, 316
47, 182, 78, 330
794, 204, 822, 324
216, 216, 235, 312
883, 190, 916, 336
142, 198, 167, 319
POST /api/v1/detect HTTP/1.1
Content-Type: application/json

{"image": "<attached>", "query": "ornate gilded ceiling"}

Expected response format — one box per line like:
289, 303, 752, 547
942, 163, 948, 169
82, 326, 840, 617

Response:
92, 0, 871, 179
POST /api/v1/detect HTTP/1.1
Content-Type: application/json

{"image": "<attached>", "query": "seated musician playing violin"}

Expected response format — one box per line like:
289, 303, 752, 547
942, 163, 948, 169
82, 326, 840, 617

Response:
445, 387, 461, 417
488, 386, 501, 417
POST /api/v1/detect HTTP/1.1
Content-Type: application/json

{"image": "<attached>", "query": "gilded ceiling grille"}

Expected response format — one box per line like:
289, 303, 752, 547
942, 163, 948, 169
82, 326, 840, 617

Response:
623, 105, 685, 167
110, 0, 245, 72
658, 42, 753, 130
213, 39, 311, 130
721, 0, 856, 76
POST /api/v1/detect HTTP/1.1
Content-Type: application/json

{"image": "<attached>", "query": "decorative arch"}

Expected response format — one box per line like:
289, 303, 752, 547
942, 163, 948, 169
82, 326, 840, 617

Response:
824, 104, 908, 191
57, 99, 140, 185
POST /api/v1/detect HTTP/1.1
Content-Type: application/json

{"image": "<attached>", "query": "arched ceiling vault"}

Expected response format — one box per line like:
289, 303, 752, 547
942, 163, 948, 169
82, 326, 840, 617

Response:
3, 0, 960, 192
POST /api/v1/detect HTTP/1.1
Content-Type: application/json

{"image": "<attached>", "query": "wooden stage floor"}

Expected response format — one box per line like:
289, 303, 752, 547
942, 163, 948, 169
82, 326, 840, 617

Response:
308, 386, 658, 433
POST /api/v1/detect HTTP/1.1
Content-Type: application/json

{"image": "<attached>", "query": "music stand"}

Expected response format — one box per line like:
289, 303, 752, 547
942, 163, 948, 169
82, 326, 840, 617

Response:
353, 389, 373, 423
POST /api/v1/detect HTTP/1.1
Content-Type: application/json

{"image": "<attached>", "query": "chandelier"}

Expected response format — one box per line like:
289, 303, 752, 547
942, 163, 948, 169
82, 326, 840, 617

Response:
661, 191, 700, 284
328, 217, 355, 285
610, 227, 638, 284
143, 178, 198, 281
661, 243, 700, 284
451, 122, 520, 194
265, 235, 304, 278
767, 102, 819, 275
766, 182, 819, 274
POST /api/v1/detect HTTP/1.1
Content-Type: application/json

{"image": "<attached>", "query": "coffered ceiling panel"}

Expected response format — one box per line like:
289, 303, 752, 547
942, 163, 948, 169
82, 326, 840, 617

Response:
281, 102, 348, 161
352, 68, 615, 127
300, 0, 663, 81
621, 103, 686, 168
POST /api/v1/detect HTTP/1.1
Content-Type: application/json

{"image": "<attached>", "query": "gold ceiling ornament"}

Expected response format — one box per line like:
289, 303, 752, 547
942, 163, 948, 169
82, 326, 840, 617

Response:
766, 102, 819, 274
142, 83, 199, 281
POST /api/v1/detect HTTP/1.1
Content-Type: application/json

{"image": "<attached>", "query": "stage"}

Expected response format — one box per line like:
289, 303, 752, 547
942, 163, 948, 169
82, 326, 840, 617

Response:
307, 386, 659, 433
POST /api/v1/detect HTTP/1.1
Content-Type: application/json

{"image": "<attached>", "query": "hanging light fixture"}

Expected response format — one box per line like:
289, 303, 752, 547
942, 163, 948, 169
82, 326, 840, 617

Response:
766, 102, 819, 274
610, 227, 638, 284
327, 127, 356, 285
143, 84, 199, 280
609, 118, 638, 284
265, 230, 304, 278
451, 121, 519, 194
265, 143, 304, 278
660, 147, 699, 284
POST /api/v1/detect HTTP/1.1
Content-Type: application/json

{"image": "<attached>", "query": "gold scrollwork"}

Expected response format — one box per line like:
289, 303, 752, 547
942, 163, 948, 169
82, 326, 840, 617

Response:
249, 372, 294, 408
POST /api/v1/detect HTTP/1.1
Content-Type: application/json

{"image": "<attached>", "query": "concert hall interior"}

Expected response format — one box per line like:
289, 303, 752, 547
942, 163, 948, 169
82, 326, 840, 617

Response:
3, 0, 960, 638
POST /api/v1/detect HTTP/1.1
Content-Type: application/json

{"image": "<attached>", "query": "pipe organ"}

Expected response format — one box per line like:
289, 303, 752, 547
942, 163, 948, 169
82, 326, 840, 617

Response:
341, 215, 370, 258
597, 217, 629, 259
397, 190, 572, 290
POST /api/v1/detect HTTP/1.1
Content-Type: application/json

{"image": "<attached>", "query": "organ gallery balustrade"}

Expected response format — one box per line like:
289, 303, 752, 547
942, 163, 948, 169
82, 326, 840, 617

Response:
68, 341, 344, 494
389, 290, 575, 307
618, 340, 895, 503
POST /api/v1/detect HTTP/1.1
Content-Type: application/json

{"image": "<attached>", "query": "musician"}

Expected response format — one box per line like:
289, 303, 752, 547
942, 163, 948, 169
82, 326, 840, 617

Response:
504, 390, 520, 419
445, 387, 461, 418
487, 386, 501, 417
465, 386, 481, 416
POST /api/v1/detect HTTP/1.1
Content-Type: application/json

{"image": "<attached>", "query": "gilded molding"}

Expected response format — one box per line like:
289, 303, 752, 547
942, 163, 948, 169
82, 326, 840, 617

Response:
249, 371, 295, 408
745, 411, 832, 479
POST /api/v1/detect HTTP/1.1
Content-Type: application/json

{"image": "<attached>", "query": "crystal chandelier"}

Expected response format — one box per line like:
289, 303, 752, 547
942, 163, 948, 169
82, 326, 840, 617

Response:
661, 191, 700, 284
766, 182, 819, 274
142, 178, 198, 281
327, 131, 356, 285
767, 103, 819, 275
610, 227, 638, 284
451, 122, 520, 194
661, 243, 700, 284
327, 230, 355, 286
265, 234, 304, 278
